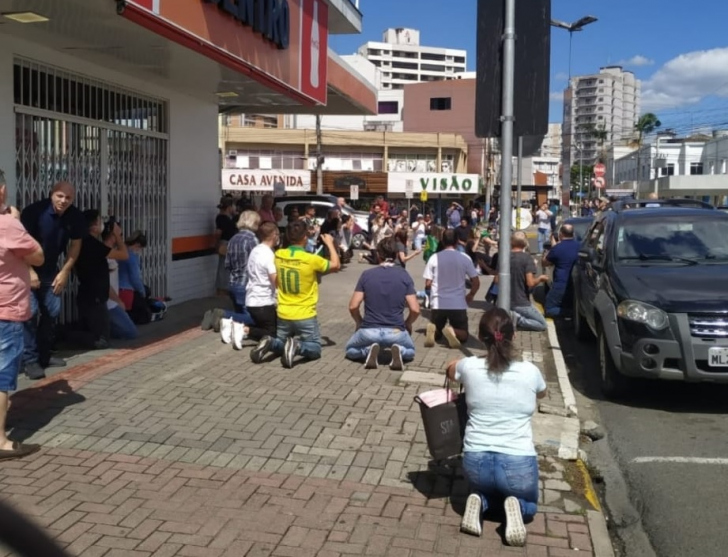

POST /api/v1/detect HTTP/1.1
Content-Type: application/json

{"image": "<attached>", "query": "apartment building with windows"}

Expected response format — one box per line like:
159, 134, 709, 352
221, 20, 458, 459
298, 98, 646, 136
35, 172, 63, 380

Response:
562, 66, 641, 169
358, 27, 467, 90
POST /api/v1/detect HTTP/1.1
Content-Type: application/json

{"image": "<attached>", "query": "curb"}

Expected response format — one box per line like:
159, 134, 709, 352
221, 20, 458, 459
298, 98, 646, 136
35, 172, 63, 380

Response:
546, 320, 617, 557
587, 509, 616, 557
546, 319, 578, 417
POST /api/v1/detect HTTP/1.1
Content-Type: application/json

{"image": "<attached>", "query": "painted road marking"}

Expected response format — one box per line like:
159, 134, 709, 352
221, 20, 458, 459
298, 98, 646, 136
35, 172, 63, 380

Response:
633, 457, 728, 465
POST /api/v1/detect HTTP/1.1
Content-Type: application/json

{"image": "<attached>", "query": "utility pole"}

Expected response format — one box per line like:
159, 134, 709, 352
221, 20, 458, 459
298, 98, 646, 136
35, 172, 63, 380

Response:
315, 114, 323, 195
497, 0, 516, 312
516, 136, 523, 229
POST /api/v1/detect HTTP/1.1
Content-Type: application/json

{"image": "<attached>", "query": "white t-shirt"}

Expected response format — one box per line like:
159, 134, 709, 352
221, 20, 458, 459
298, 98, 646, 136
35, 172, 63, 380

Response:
455, 357, 547, 456
246, 244, 277, 307
107, 259, 119, 310
411, 221, 427, 239
423, 249, 478, 310
536, 209, 552, 232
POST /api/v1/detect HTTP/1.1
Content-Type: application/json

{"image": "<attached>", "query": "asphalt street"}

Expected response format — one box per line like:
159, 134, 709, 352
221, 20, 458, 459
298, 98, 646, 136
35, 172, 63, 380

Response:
554, 318, 728, 557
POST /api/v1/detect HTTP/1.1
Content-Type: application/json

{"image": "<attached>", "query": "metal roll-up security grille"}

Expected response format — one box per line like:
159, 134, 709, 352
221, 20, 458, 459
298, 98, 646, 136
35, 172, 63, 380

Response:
13, 58, 169, 324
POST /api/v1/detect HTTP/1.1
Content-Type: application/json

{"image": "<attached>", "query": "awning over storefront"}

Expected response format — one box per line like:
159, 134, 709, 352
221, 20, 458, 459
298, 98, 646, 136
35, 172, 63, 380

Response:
0, 0, 376, 115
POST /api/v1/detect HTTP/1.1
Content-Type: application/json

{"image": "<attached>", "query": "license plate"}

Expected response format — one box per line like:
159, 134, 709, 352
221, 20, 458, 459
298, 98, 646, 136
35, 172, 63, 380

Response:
708, 347, 728, 367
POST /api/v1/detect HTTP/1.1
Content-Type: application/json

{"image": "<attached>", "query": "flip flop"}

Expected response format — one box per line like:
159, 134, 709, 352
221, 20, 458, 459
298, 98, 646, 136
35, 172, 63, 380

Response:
0, 442, 40, 461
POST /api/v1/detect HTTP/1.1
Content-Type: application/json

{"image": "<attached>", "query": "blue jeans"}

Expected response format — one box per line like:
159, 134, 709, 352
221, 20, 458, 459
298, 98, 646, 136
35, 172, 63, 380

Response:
545, 283, 568, 317
462, 452, 539, 521
513, 305, 547, 332
456, 244, 466, 253
23, 282, 61, 366
413, 236, 425, 251
0, 321, 24, 391
537, 228, 550, 253
108, 306, 138, 340
226, 283, 254, 325
345, 327, 415, 362
270, 317, 322, 360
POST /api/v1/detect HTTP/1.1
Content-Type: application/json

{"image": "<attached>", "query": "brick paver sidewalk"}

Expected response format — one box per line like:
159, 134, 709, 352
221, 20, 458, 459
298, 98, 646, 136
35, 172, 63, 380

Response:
0, 259, 597, 556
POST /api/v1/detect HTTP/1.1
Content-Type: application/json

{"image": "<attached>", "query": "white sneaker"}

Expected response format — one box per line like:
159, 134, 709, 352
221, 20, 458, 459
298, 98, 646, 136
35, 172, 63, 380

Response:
424, 322, 436, 347
504, 496, 527, 547
460, 493, 482, 537
220, 317, 233, 344
232, 322, 247, 350
442, 325, 461, 349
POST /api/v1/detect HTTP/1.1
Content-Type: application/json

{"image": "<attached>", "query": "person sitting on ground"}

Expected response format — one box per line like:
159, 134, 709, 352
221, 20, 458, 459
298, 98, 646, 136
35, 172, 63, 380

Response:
244, 222, 279, 342
75, 212, 129, 349
118, 230, 150, 325
345, 238, 420, 370
423, 229, 480, 349
542, 223, 580, 318
219, 211, 260, 349
449, 308, 547, 545
499, 234, 548, 331
103, 228, 138, 340
249, 222, 340, 368
394, 228, 421, 269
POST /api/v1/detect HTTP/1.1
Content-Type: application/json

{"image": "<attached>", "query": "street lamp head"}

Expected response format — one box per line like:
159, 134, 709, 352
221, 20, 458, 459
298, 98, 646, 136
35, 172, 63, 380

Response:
572, 15, 598, 31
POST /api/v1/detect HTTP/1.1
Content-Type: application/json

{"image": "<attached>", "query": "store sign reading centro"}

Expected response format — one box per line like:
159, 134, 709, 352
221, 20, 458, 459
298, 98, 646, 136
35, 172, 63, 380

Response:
222, 169, 310, 192
387, 173, 481, 195
204, 0, 290, 49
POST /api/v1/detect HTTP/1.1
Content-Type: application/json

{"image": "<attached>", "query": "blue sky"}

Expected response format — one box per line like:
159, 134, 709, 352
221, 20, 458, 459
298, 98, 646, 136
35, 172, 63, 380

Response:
330, 0, 728, 134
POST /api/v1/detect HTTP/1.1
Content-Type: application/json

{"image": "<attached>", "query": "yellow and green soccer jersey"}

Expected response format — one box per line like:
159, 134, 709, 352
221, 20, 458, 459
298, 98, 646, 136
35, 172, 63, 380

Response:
274, 246, 330, 321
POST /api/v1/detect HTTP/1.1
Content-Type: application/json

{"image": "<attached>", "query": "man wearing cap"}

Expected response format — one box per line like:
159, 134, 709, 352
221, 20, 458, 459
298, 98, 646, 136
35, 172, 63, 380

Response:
20, 181, 86, 379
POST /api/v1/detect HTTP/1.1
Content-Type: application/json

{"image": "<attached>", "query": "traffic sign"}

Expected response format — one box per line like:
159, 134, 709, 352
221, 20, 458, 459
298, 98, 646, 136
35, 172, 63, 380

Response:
350, 185, 359, 200
594, 176, 606, 189
419, 191, 428, 202
594, 163, 606, 178
405, 180, 414, 199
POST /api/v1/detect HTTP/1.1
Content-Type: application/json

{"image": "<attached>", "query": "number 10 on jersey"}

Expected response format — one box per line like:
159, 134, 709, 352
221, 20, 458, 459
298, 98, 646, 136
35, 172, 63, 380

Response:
279, 268, 301, 294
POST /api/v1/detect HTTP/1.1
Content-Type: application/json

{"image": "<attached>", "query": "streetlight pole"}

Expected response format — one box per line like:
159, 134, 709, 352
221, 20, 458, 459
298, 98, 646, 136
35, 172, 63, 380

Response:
551, 16, 598, 216
497, 0, 516, 312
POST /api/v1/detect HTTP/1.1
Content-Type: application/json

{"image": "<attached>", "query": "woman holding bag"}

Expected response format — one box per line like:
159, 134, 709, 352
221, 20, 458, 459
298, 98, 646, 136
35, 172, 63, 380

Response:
446, 308, 547, 546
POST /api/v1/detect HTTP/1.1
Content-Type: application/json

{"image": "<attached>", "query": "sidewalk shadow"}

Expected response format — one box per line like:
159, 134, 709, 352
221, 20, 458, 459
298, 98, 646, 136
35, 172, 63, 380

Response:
7, 380, 86, 442
407, 461, 516, 540
51, 296, 235, 366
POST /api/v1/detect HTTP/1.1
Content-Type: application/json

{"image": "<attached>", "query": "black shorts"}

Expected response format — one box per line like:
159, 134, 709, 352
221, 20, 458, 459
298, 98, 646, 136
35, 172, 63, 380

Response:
431, 309, 469, 334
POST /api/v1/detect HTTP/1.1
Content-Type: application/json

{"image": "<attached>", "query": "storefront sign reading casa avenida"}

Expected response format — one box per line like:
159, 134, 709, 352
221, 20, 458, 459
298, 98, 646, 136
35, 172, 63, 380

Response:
222, 169, 310, 192
387, 173, 481, 195
204, 0, 290, 49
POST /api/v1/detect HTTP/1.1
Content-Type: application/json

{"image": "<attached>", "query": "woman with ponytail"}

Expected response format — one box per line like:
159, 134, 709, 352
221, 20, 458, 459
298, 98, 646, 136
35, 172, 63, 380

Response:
446, 308, 547, 546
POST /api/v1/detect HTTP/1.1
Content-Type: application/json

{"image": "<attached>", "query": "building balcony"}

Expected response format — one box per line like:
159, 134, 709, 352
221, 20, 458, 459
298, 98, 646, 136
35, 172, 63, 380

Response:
325, 0, 363, 34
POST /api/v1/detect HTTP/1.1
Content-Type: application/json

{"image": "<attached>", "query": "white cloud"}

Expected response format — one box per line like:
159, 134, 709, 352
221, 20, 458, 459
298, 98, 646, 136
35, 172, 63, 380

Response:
617, 55, 655, 67
554, 72, 568, 82
641, 47, 728, 111
549, 91, 564, 102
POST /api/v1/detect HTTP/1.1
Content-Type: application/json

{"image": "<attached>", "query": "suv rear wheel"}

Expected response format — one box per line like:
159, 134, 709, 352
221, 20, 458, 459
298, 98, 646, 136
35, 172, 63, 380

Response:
598, 326, 629, 399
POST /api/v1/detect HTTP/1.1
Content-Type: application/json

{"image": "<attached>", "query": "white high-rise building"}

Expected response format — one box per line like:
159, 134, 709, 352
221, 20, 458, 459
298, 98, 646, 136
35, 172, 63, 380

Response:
358, 28, 467, 90
562, 66, 641, 169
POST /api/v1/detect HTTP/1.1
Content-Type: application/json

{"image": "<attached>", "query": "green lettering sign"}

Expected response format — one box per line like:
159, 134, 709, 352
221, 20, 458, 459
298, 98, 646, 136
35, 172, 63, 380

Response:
462, 179, 472, 191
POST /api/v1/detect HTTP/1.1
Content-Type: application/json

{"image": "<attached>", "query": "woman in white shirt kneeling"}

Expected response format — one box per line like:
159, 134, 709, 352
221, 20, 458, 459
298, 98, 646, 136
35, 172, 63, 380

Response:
446, 308, 547, 546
